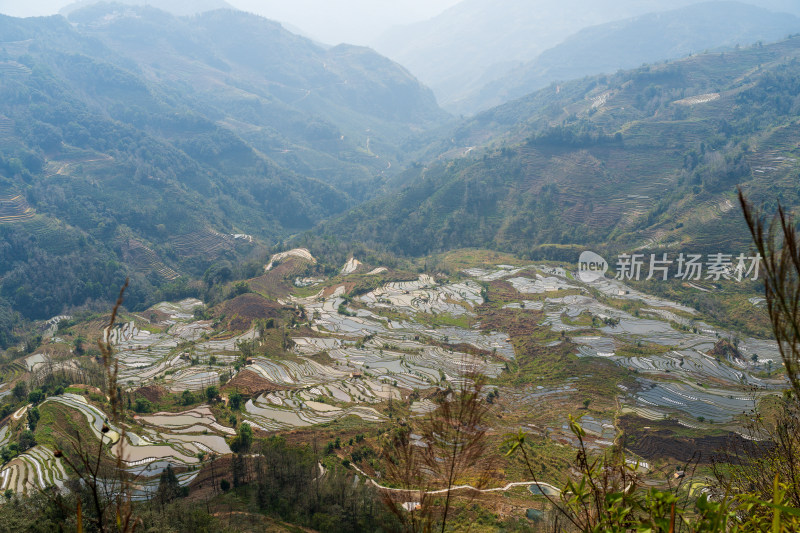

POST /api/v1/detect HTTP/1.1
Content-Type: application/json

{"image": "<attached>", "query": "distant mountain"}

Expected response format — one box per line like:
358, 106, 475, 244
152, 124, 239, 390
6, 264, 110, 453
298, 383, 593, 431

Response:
60, 0, 234, 17
0, 5, 446, 321
744, 0, 800, 15
371, 0, 699, 111
373, 0, 800, 113
456, 1, 800, 114
321, 36, 800, 259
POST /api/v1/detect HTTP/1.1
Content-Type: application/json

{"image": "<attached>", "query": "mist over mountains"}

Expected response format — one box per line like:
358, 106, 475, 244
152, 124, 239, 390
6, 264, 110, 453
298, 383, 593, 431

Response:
451, 1, 800, 114
60, 0, 235, 17
372, 0, 800, 114
323, 35, 800, 257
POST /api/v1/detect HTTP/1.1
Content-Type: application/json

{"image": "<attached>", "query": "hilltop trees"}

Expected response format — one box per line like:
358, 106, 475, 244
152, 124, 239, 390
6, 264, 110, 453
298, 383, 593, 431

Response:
230, 422, 252, 454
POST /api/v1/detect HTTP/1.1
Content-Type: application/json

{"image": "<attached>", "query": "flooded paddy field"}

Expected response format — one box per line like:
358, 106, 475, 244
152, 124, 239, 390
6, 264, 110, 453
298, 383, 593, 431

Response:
0, 446, 67, 495
279, 263, 783, 440
0, 394, 234, 495
467, 264, 784, 433
1, 252, 786, 494
245, 392, 385, 431
633, 380, 759, 423
358, 275, 484, 316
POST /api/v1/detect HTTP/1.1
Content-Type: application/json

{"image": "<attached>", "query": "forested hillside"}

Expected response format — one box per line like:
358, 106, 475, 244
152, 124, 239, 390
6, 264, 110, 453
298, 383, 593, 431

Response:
0, 6, 446, 339
322, 36, 800, 258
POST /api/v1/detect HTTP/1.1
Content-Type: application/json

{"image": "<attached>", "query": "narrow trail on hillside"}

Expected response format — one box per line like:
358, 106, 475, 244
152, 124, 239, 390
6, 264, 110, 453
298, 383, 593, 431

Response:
348, 462, 561, 496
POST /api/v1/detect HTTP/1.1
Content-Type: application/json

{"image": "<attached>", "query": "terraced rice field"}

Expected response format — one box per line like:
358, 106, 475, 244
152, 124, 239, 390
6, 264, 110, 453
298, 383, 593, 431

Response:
1, 256, 783, 493
152, 298, 203, 321
292, 337, 342, 355
246, 357, 347, 387
0, 194, 34, 223
463, 265, 525, 281
265, 248, 316, 271
169, 229, 235, 258
192, 329, 257, 356
674, 93, 721, 105
34, 395, 233, 488
507, 274, 579, 294
0, 60, 31, 76
358, 275, 484, 316
520, 266, 784, 428
47, 394, 122, 444
0, 396, 202, 496
0, 115, 13, 143
634, 381, 757, 423
107, 322, 184, 387
0, 39, 32, 56
226, 270, 520, 428
15, 216, 76, 255
293, 277, 513, 358
0, 446, 67, 495
100, 300, 246, 391
245, 392, 384, 431
589, 277, 697, 314
138, 406, 235, 437
619, 349, 765, 387
340, 257, 362, 274
122, 239, 180, 280
43, 152, 114, 179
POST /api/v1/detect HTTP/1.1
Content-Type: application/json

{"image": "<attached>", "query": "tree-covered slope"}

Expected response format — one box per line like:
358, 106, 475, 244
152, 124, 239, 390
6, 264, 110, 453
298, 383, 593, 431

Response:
61, 0, 235, 17
66, 4, 448, 198
0, 6, 446, 327
321, 36, 800, 258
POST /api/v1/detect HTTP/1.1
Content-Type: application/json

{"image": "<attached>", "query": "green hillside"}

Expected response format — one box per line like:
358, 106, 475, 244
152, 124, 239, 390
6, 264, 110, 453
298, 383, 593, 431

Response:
321, 36, 800, 258
0, 7, 446, 330
68, 5, 448, 198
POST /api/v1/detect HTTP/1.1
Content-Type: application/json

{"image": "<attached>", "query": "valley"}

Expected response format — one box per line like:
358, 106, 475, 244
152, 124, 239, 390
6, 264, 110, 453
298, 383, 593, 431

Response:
0, 1, 799, 530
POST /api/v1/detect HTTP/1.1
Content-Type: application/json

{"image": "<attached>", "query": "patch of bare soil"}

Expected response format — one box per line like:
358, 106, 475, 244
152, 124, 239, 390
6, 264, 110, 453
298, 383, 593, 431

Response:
322, 282, 355, 298
133, 384, 169, 403
248, 258, 307, 298
619, 414, 764, 464
218, 293, 284, 331
222, 369, 290, 397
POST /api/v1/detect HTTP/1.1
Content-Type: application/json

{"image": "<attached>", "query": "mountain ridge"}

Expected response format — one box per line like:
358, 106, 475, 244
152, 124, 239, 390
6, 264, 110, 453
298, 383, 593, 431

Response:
371, 0, 701, 110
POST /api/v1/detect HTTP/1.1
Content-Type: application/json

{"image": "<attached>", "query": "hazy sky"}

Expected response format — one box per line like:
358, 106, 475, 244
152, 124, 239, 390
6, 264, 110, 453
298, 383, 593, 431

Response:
228, 0, 461, 44
0, 0, 462, 44
0, 0, 65, 18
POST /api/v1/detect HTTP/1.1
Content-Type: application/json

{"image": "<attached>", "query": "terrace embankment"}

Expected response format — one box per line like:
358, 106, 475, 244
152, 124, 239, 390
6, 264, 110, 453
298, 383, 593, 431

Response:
248, 257, 312, 298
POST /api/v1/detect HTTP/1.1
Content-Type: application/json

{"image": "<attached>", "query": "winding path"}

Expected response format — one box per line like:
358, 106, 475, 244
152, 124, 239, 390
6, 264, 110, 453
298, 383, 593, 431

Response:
348, 462, 560, 496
